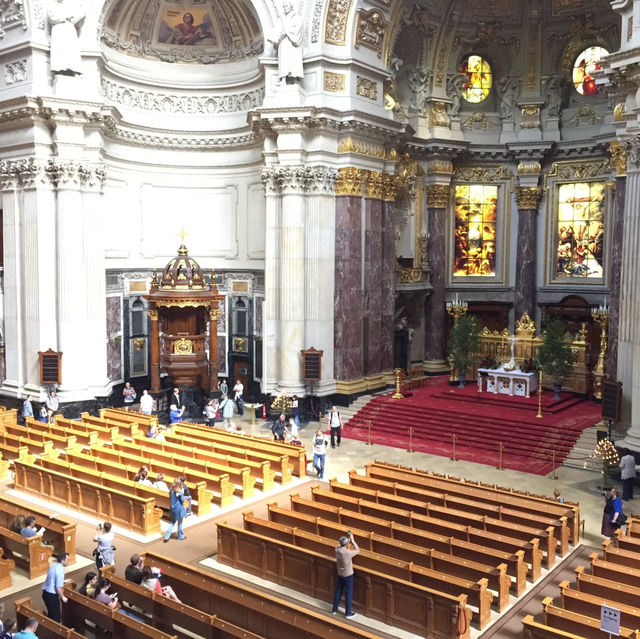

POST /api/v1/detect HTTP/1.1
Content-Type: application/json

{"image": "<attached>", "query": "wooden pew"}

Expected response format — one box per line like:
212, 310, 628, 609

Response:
368, 460, 580, 544
0, 441, 34, 466
4, 423, 83, 453
215, 524, 473, 638
14, 596, 85, 639
0, 526, 53, 578
173, 422, 307, 477
101, 407, 158, 427
268, 501, 527, 596
100, 566, 264, 639
616, 528, 640, 553
346, 471, 570, 557
522, 615, 589, 639
574, 565, 640, 609
0, 406, 18, 430
59, 415, 123, 443
62, 587, 178, 639
13, 460, 163, 536
38, 453, 215, 515
112, 438, 274, 494
79, 413, 132, 439
87, 442, 253, 501
243, 510, 499, 622
558, 579, 640, 632
541, 597, 640, 638
0, 547, 14, 589
0, 493, 76, 563
589, 551, 640, 589
602, 538, 640, 570
25, 417, 100, 447
0, 432, 62, 459
61, 447, 225, 510
301, 488, 544, 580
145, 430, 294, 485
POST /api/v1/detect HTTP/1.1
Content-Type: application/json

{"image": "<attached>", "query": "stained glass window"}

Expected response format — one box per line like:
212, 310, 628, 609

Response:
453, 184, 498, 277
556, 182, 605, 279
460, 55, 492, 103
572, 46, 608, 96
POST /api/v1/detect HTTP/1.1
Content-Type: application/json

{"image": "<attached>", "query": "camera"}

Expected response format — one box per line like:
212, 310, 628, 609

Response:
347, 530, 351, 536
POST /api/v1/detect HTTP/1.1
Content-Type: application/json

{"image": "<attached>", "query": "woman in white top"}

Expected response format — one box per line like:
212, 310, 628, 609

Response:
93, 522, 115, 570
140, 390, 154, 415
286, 417, 300, 443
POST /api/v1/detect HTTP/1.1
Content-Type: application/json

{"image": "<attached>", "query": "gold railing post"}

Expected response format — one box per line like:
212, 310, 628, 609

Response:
497, 442, 504, 470
450, 434, 457, 461
536, 370, 543, 418
407, 427, 414, 453
366, 420, 372, 446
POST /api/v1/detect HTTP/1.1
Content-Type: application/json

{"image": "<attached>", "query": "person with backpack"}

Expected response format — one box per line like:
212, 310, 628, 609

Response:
601, 486, 626, 541
326, 405, 343, 448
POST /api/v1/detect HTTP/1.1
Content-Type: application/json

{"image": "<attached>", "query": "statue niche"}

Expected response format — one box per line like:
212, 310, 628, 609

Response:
145, 242, 223, 393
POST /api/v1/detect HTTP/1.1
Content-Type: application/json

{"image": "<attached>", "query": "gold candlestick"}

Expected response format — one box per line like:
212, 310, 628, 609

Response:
536, 369, 543, 418
392, 368, 404, 399
591, 302, 609, 401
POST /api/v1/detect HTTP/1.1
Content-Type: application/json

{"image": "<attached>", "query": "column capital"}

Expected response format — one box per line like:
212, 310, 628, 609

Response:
426, 184, 452, 208
364, 170, 385, 199
610, 140, 628, 177
515, 186, 542, 210
336, 167, 365, 196
0, 158, 107, 191
147, 309, 159, 321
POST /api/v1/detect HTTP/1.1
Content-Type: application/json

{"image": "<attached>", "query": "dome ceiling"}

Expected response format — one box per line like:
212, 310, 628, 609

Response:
101, 0, 263, 64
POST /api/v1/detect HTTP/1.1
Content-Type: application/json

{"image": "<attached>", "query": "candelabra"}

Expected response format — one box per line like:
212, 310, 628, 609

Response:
445, 293, 468, 320
392, 368, 404, 399
591, 299, 609, 401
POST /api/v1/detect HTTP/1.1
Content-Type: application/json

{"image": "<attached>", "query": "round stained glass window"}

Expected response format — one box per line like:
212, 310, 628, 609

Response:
572, 46, 608, 96
460, 55, 492, 103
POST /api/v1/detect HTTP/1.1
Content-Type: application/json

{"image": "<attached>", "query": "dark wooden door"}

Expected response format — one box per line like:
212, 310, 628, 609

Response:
233, 359, 249, 394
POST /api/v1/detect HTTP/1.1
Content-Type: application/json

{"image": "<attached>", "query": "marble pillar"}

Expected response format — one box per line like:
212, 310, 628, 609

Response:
424, 184, 451, 371
363, 172, 384, 377
514, 187, 543, 322
381, 191, 396, 372
607, 175, 625, 377
149, 309, 160, 392
334, 169, 364, 381
620, 140, 640, 443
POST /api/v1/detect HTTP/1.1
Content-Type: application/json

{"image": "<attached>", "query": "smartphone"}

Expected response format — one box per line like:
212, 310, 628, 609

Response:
110, 592, 118, 599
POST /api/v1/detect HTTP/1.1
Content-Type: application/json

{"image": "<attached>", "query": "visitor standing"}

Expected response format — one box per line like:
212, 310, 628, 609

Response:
41, 552, 70, 622
332, 532, 359, 618
219, 394, 235, 431
93, 522, 115, 570
45, 391, 59, 424
21, 397, 33, 424
620, 449, 636, 501
312, 428, 328, 479
327, 406, 342, 448
140, 389, 154, 415
122, 381, 136, 409
233, 380, 244, 416
163, 479, 187, 542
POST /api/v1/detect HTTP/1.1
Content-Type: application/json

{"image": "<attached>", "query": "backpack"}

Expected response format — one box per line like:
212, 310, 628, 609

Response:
604, 496, 614, 515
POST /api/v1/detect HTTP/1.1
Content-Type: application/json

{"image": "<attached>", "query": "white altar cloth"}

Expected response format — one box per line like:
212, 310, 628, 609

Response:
477, 367, 538, 398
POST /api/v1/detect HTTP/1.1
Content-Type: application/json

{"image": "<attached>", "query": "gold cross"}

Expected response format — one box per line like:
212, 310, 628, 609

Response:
177, 228, 189, 245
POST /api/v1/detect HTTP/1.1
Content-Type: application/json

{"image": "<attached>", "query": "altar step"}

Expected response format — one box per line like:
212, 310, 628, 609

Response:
562, 425, 602, 472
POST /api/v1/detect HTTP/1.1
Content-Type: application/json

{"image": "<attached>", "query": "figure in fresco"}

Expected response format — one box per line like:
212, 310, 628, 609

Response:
167, 12, 214, 46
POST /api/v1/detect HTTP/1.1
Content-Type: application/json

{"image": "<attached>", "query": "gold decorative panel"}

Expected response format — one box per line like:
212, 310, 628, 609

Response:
324, 71, 346, 92
325, 0, 352, 45
354, 9, 386, 56
356, 76, 378, 100
173, 338, 193, 355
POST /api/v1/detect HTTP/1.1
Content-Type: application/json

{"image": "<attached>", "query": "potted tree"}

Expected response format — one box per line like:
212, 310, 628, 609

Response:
535, 318, 575, 400
447, 314, 480, 388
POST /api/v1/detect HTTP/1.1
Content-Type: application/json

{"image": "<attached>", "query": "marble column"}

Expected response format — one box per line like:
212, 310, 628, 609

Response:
278, 166, 306, 394
363, 171, 384, 378
424, 184, 451, 371
261, 168, 281, 394
513, 187, 543, 322
209, 307, 220, 393
334, 168, 364, 382
607, 153, 627, 378
304, 167, 337, 395
381, 175, 398, 373
620, 136, 640, 443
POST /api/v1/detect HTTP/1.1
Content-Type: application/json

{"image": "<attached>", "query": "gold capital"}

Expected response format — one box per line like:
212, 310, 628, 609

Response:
336, 167, 365, 196
147, 309, 159, 321
609, 140, 627, 177
426, 184, 452, 208
514, 186, 542, 210
364, 171, 385, 199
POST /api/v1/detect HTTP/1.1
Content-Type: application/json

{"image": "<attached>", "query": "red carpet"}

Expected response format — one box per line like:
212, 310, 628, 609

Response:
343, 376, 602, 475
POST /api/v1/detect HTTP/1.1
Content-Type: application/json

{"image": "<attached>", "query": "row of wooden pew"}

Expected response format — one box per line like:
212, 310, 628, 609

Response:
2, 408, 309, 536
216, 459, 579, 638
523, 521, 640, 638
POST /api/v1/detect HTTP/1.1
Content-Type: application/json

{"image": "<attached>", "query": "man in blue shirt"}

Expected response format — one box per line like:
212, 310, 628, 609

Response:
22, 396, 33, 424
20, 516, 43, 539
42, 552, 70, 622
14, 617, 39, 639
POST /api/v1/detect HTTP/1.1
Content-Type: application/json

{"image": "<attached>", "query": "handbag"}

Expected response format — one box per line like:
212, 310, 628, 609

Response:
616, 512, 628, 527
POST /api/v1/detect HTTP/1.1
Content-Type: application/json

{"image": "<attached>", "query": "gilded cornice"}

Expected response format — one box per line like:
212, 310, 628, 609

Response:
514, 186, 542, 210
453, 165, 513, 182
545, 158, 611, 180
426, 184, 452, 208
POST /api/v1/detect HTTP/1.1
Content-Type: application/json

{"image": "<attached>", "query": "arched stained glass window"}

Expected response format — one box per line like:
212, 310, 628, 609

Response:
460, 55, 492, 103
453, 184, 498, 277
572, 46, 608, 96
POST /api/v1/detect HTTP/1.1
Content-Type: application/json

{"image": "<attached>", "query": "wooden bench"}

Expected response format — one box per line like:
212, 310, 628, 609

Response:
265, 502, 514, 605
215, 523, 472, 637
14, 460, 163, 536
62, 587, 178, 639
541, 597, 640, 638
346, 471, 570, 558
61, 447, 228, 509
101, 407, 158, 427
14, 596, 85, 639
4, 423, 83, 453
0, 493, 76, 563
602, 538, 640, 570
59, 415, 124, 443
0, 525, 53, 579
0, 546, 14, 589
244, 510, 499, 622
616, 528, 640, 553
522, 614, 591, 639
369, 460, 580, 544
25, 417, 100, 447
589, 551, 640, 589
301, 487, 543, 580
0, 432, 62, 459
0, 441, 34, 466
0, 406, 18, 430
574, 565, 640, 608
99, 566, 265, 639
79, 413, 132, 439
139, 552, 389, 639
174, 422, 307, 477
558, 579, 640, 632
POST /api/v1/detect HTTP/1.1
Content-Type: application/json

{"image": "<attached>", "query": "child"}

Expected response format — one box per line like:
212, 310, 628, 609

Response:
553, 488, 564, 504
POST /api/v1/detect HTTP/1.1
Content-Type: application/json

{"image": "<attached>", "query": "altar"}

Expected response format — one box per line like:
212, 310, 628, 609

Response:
477, 368, 538, 398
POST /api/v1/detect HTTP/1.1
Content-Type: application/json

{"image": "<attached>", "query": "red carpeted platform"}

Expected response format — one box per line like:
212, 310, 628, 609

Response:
343, 376, 601, 475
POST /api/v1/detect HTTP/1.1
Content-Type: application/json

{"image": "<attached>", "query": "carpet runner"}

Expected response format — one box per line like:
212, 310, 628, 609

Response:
342, 376, 602, 475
